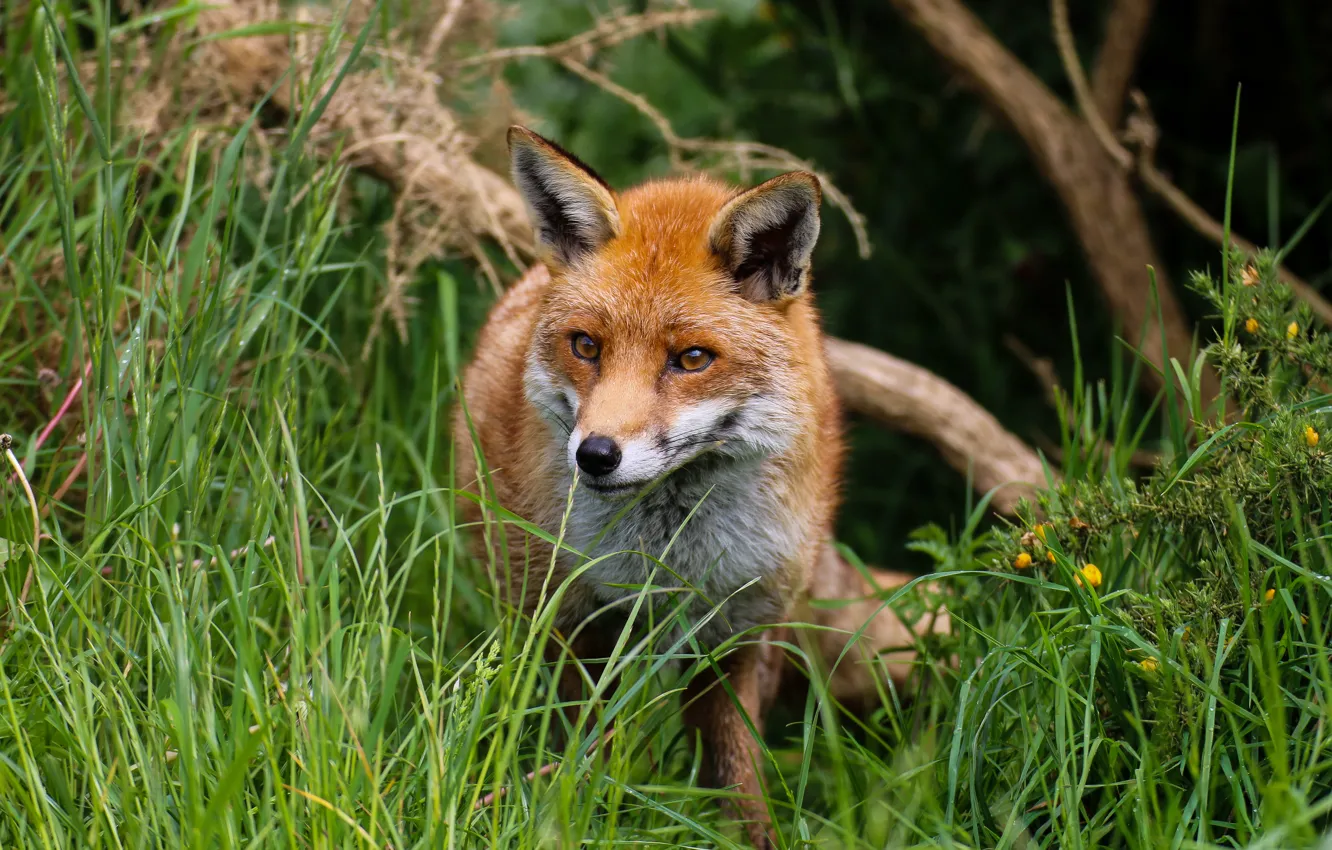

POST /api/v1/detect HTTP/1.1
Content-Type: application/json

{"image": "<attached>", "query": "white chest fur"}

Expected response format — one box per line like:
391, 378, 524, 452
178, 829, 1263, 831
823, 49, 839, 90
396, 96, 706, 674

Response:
557, 459, 798, 643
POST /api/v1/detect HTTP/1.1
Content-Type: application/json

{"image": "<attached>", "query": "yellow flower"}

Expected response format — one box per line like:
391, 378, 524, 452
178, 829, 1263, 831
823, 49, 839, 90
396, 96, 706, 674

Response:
1301, 614, 1309, 625
1047, 550, 1056, 563
1013, 552, 1033, 569
1245, 317, 1259, 334
1306, 425, 1320, 447
1140, 658, 1159, 672
1077, 563, 1103, 589
1241, 265, 1260, 287
1264, 588, 1276, 604
1287, 321, 1300, 340
1182, 627, 1190, 640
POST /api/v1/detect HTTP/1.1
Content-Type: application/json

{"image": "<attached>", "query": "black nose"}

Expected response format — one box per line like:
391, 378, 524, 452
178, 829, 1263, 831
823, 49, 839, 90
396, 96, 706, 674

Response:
576, 435, 622, 477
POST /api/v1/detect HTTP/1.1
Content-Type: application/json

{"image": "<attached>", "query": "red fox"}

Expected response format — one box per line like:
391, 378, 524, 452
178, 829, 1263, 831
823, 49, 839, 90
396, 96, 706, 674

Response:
454, 126, 948, 848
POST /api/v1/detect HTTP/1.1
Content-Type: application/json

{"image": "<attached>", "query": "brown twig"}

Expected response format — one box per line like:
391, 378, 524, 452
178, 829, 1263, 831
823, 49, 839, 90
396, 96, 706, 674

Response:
1122, 92, 1332, 327
1090, 0, 1155, 128
556, 56, 872, 260
456, 9, 715, 67
1050, 0, 1130, 171
422, 0, 466, 60
1002, 335, 1061, 410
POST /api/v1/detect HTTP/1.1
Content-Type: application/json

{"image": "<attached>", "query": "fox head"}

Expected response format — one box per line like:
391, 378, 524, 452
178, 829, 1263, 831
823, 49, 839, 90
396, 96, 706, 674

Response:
509, 126, 825, 497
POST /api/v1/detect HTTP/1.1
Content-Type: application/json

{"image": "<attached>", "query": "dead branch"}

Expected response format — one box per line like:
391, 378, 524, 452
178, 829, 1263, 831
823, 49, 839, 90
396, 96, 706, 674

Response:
1090, 0, 1155, 128
1001, 335, 1061, 411
825, 339, 1047, 513
886, 0, 1218, 409
423, 0, 467, 60
205, 8, 533, 261
1050, 0, 1130, 171
457, 8, 715, 67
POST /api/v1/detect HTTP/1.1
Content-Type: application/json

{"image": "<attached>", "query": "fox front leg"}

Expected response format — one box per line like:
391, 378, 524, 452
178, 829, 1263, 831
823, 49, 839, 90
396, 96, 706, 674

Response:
682, 641, 780, 850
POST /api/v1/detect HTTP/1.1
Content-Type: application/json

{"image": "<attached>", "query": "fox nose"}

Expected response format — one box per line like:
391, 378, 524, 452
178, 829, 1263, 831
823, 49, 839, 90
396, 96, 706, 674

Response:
575, 435, 622, 477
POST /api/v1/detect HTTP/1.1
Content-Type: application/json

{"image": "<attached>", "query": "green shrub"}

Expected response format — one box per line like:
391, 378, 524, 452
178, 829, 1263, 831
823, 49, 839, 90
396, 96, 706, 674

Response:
919, 247, 1332, 846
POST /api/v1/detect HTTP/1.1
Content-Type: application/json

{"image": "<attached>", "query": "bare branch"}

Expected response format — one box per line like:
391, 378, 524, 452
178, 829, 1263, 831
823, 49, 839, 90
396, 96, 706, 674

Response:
1091, 0, 1155, 128
423, 0, 466, 60
1050, 0, 1131, 170
456, 9, 716, 67
1054, 3, 1332, 329
825, 338, 1049, 514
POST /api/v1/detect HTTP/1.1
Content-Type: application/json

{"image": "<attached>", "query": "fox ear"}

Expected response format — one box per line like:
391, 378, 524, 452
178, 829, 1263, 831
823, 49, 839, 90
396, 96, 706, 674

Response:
709, 172, 822, 303
508, 126, 620, 266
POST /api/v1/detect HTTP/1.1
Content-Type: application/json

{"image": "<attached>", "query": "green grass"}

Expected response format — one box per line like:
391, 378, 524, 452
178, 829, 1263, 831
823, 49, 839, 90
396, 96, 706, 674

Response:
3, 3, 1332, 848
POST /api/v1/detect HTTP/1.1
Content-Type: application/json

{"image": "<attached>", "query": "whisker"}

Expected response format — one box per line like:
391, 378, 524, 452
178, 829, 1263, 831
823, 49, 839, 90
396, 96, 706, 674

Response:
666, 437, 739, 454
661, 423, 731, 448
533, 401, 574, 436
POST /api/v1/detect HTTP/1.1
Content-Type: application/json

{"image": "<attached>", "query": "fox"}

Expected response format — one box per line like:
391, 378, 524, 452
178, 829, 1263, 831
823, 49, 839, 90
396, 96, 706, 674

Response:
453, 126, 948, 848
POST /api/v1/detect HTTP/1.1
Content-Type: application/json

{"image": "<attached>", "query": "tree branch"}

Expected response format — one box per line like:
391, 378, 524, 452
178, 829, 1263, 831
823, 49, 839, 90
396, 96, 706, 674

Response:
1050, 0, 1130, 170
825, 339, 1048, 513
1091, 0, 1155, 129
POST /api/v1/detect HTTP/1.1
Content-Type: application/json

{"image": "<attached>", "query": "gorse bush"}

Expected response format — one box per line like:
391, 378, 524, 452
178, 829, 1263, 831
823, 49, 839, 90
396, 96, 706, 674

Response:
939, 246, 1332, 846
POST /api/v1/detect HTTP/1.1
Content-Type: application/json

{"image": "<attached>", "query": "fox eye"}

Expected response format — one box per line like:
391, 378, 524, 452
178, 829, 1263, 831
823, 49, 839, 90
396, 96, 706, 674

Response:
571, 333, 601, 361
674, 347, 714, 372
